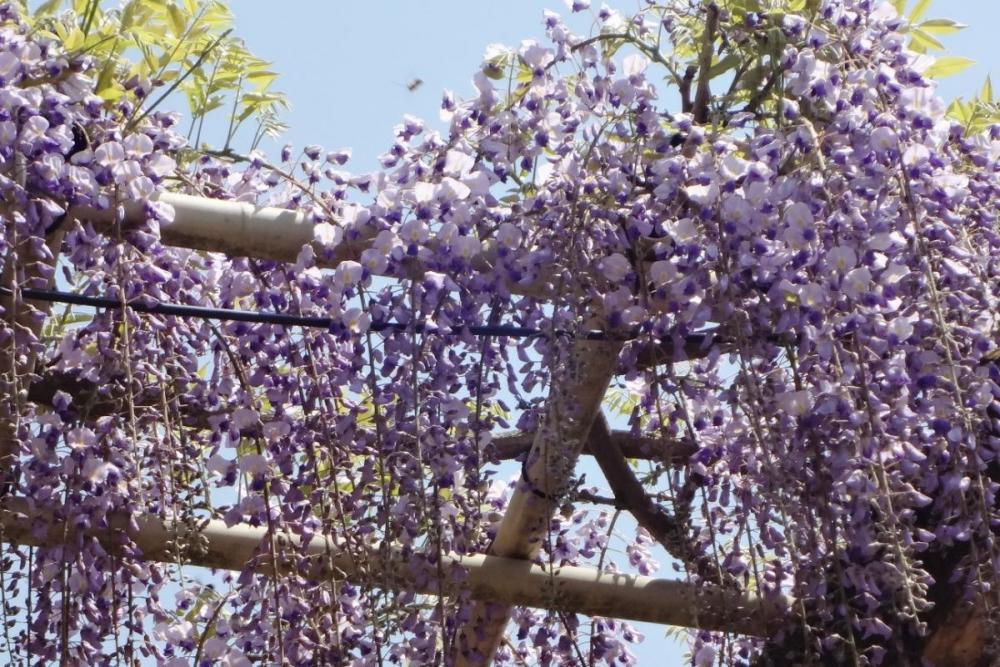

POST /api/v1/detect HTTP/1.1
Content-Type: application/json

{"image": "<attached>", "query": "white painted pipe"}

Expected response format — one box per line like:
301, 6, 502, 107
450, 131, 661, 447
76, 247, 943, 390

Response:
79, 192, 354, 266
0, 497, 779, 636
75, 193, 556, 300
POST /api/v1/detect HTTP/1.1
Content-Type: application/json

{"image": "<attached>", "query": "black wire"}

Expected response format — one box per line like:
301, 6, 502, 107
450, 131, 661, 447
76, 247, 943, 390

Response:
2, 286, 616, 340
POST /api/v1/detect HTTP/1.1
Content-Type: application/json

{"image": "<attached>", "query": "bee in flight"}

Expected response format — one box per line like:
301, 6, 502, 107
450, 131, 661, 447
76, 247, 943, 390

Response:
406, 78, 424, 92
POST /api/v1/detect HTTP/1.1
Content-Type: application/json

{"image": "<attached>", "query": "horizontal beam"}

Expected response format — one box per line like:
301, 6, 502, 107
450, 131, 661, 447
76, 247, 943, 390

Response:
71, 193, 728, 368
491, 429, 695, 464
80, 193, 348, 271
76, 192, 541, 296
26, 372, 697, 464
0, 498, 779, 635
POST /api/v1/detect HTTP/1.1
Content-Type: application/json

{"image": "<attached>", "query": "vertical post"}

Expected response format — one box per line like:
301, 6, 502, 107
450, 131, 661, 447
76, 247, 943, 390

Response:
455, 339, 620, 665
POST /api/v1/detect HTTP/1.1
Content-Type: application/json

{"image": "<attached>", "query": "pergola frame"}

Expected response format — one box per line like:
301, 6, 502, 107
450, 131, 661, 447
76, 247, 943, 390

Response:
1, 192, 781, 664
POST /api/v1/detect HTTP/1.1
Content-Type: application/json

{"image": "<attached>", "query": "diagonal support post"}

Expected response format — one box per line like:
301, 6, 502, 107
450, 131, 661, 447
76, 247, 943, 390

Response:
455, 339, 621, 665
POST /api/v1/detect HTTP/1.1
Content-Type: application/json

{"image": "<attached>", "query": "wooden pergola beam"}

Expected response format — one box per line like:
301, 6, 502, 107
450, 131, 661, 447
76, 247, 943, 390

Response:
455, 340, 621, 665
28, 370, 698, 465
62, 192, 730, 375
0, 497, 778, 635
74, 194, 721, 361
76, 192, 555, 300
491, 428, 696, 464
24, 371, 697, 463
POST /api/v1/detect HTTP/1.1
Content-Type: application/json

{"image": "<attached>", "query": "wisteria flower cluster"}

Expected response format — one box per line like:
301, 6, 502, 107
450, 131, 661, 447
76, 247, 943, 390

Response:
0, 0, 999, 665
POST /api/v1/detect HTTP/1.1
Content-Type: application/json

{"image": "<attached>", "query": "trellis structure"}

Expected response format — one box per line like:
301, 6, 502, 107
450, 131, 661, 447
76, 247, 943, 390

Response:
5, 188, 993, 667
3, 2, 999, 664
1, 192, 779, 664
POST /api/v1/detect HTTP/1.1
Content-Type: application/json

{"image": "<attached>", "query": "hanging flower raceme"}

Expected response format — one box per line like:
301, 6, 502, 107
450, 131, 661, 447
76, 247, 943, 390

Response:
1, 0, 999, 665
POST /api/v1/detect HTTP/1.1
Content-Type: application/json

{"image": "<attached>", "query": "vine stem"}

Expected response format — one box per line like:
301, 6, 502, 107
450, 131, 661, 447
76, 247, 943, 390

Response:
207, 323, 287, 664
193, 592, 231, 666
692, 2, 719, 124
587, 508, 621, 666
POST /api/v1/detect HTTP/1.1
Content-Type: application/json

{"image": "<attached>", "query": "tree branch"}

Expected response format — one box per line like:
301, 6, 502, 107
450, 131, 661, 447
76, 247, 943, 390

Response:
692, 3, 720, 124
588, 413, 731, 587
679, 65, 697, 114
743, 68, 780, 116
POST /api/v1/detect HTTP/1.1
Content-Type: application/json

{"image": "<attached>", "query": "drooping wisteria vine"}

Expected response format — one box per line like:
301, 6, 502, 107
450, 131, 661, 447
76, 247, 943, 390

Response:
1, 0, 999, 664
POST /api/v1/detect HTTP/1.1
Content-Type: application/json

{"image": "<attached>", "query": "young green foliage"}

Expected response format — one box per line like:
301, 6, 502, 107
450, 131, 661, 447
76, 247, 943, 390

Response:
22, 0, 287, 153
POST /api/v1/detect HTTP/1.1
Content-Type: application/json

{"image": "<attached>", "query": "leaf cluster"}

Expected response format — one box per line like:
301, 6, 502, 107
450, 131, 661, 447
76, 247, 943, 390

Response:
948, 76, 1000, 135
584, 0, 989, 135
23, 0, 287, 151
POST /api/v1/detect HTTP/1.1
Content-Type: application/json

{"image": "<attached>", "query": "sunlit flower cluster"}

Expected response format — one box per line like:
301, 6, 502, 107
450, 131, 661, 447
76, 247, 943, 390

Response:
1, 0, 999, 665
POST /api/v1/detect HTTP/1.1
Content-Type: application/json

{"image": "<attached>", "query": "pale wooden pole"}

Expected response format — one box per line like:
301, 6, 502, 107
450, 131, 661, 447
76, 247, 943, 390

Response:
76, 192, 555, 299
0, 497, 778, 635
455, 340, 621, 665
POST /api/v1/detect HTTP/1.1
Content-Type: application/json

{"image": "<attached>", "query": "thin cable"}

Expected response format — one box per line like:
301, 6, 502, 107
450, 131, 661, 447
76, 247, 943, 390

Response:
2, 286, 614, 340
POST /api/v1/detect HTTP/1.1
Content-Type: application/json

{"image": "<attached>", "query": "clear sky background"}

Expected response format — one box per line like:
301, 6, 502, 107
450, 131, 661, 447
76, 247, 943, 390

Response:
217, 2, 999, 664
226, 0, 1000, 172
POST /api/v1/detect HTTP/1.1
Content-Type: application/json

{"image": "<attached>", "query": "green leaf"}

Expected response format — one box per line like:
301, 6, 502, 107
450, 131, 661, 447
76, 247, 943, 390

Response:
599, 37, 626, 60
961, 99, 975, 123
235, 105, 256, 124
892, 0, 907, 15
201, 1, 233, 28
247, 69, 279, 90
924, 56, 975, 79
167, 3, 187, 36
97, 84, 125, 102
709, 53, 740, 80
182, 587, 221, 623
199, 93, 225, 114
908, 0, 932, 24
120, 0, 140, 30
981, 76, 993, 103
95, 60, 116, 94
62, 27, 85, 51
948, 99, 962, 118
918, 18, 967, 35
483, 53, 510, 80
34, 0, 63, 16
909, 28, 944, 52
947, 97, 971, 124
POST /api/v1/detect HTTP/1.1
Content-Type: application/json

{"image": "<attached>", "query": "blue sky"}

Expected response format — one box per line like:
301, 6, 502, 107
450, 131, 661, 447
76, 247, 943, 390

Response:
217, 2, 999, 664
227, 1, 1000, 171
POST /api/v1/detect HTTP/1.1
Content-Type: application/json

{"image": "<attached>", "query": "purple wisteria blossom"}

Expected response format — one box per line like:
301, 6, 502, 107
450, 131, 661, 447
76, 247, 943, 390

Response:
0, 0, 998, 665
